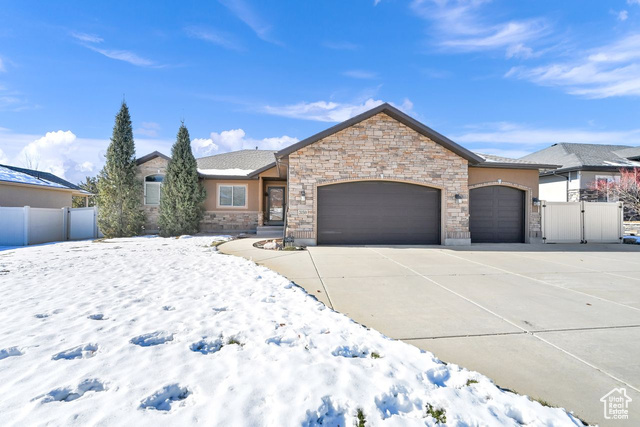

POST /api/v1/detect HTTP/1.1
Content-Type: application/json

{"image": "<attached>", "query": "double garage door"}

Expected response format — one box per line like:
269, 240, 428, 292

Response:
316, 182, 525, 245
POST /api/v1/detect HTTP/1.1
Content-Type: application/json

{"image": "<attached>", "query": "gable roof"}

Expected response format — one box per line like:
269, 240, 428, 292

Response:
521, 143, 640, 174
196, 150, 276, 177
275, 103, 484, 164
0, 164, 88, 193
136, 151, 170, 166
473, 153, 559, 170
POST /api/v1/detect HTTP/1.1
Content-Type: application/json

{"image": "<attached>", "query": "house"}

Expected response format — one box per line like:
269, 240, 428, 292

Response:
136, 103, 556, 245
0, 164, 91, 208
521, 143, 640, 219
522, 143, 640, 202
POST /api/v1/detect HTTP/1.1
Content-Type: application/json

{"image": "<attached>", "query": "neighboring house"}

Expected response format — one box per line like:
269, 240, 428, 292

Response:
522, 143, 640, 219
136, 103, 555, 245
0, 164, 91, 208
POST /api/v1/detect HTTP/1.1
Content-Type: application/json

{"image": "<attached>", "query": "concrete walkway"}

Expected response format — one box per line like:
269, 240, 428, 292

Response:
220, 238, 640, 425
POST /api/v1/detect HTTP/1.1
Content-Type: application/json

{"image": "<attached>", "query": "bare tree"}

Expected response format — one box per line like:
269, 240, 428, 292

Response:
591, 168, 640, 218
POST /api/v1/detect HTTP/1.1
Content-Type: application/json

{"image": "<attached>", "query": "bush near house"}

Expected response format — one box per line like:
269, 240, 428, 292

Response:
72, 176, 98, 208
158, 123, 206, 236
96, 102, 145, 237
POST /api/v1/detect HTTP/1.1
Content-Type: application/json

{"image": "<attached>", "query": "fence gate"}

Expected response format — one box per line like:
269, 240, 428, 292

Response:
541, 201, 623, 243
67, 207, 99, 240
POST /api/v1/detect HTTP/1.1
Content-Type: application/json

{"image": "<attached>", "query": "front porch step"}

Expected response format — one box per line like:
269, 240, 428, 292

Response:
256, 226, 284, 238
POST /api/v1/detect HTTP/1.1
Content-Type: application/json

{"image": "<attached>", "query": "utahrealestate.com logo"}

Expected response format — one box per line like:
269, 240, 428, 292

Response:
600, 388, 632, 420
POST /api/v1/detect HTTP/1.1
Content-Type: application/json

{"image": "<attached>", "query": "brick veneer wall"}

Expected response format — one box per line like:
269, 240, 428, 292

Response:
286, 112, 470, 245
135, 156, 168, 233
200, 211, 258, 232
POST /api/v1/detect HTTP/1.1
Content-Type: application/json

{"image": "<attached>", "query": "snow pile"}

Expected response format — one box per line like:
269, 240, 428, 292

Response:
0, 237, 584, 426
0, 165, 69, 189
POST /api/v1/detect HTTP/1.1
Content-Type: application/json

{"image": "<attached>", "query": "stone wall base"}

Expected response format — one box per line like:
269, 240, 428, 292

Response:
444, 238, 471, 246
200, 211, 259, 232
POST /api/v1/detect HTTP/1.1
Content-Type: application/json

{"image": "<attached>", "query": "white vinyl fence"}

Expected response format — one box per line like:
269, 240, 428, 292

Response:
541, 201, 624, 244
0, 206, 99, 246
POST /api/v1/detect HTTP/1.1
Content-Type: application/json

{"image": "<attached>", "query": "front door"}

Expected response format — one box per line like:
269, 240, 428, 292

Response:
267, 187, 285, 224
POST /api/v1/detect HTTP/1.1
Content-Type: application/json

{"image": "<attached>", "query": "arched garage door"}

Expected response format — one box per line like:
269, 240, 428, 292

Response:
470, 186, 525, 243
317, 181, 440, 245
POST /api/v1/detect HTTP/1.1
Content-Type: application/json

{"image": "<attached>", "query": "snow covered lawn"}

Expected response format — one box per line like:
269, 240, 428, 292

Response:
0, 236, 584, 426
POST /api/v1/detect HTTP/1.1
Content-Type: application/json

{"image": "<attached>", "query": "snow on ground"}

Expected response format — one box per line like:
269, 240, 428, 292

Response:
0, 236, 584, 426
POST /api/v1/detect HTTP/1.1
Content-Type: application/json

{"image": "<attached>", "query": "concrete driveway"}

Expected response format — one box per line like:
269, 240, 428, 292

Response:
220, 239, 640, 425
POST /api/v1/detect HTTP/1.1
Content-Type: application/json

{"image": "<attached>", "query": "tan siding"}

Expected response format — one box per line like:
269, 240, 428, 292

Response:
468, 167, 539, 198
0, 182, 73, 208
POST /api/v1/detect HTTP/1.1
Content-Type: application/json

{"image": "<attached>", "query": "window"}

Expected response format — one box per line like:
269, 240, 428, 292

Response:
595, 175, 619, 202
145, 175, 164, 205
219, 185, 246, 207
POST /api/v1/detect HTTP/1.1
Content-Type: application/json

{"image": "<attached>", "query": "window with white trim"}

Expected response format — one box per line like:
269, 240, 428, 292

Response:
144, 174, 164, 205
219, 185, 246, 207
595, 175, 620, 202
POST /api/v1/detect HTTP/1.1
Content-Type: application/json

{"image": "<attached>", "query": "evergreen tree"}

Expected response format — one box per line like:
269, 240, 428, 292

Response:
96, 102, 145, 237
158, 123, 206, 236
72, 176, 98, 208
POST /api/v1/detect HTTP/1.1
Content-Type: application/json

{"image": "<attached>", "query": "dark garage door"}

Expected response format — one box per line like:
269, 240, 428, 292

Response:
470, 186, 525, 243
317, 181, 440, 245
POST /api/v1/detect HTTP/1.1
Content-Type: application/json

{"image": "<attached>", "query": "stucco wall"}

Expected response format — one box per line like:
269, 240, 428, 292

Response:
538, 174, 568, 202
201, 179, 259, 211
286, 112, 470, 245
0, 182, 73, 208
135, 156, 169, 232
468, 167, 542, 242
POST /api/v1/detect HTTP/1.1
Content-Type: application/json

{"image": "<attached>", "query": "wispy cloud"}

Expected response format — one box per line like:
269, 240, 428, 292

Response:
219, 0, 280, 45
70, 32, 104, 43
453, 121, 640, 147
507, 34, 640, 98
342, 70, 378, 79
84, 45, 157, 67
260, 98, 413, 122
134, 122, 161, 138
192, 129, 297, 156
617, 10, 629, 21
322, 41, 359, 51
410, 0, 550, 58
72, 31, 161, 67
184, 26, 243, 51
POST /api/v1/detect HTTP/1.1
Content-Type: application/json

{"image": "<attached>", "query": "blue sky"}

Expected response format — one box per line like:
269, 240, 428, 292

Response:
1, 0, 640, 183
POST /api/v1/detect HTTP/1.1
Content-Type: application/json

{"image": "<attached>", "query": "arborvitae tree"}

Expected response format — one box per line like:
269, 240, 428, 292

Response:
72, 176, 98, 208
158, 123, 206, 236
96, 102, 145, 237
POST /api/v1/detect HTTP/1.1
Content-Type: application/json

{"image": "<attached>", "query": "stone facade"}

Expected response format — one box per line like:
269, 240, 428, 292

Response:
200, 211, 259, 232
286, 113, 470, 245
135, 156, 168, 233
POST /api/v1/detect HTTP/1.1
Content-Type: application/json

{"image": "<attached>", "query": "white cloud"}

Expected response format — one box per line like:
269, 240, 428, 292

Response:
618, 10, 629, 21
261, 98, 413, 122
16, 130, 78, 178
453, 121, 640, 146
70, 32, 104, 43
507, 34, 640, 98
134, 122, 161, 137
184, 26, 242, 51
410, 0, 549, 58
219, 0, 280, 45
84, 44, 157, 67
628, 0, 640, 5
343, 70, 378, 79
75, 161, 94, 173
0, 147, 8, 164
192, 129, 297, 157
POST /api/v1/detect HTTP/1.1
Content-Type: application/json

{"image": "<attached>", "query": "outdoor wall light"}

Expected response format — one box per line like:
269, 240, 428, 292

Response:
455, 194, 463, 204
532, 197, 541, 206
301, 189, 306, 202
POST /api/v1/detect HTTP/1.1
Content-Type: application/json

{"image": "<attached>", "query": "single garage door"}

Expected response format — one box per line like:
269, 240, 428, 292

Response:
470, 186, 525, 243
317, 181, 440, 245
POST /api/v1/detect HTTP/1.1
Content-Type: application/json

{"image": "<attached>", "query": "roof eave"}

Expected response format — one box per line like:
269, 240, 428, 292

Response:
473, 162, 560, 170
275, 103, 484, 164
539, 165, 638, 176
247, 161, 277, 178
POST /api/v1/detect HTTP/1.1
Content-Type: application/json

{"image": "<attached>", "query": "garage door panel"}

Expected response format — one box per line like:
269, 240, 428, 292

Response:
470, 186, 525, 243
317, 181, 440, 245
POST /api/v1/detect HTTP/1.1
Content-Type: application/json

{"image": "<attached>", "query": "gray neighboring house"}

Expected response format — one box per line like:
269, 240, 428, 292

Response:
522, 143, 640, 216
